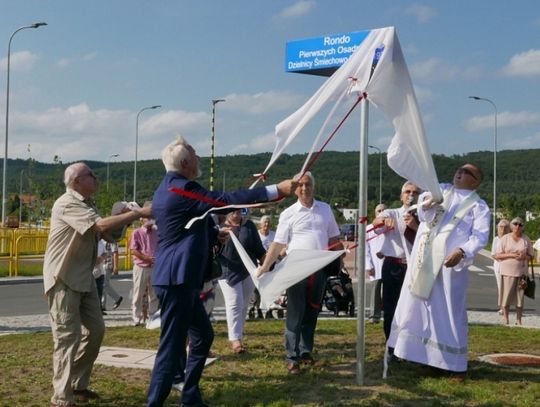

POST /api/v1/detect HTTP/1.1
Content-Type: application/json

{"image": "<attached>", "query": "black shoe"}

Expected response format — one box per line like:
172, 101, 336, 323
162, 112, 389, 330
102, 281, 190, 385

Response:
300, 353, 315, 365
74, 388, 100, 401
257, 309, 264, 319
112, 296, 123, 310
101, 309, 108, 315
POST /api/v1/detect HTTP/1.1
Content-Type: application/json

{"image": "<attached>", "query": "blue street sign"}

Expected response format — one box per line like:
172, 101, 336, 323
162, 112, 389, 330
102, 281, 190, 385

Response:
285, 30, 370, 77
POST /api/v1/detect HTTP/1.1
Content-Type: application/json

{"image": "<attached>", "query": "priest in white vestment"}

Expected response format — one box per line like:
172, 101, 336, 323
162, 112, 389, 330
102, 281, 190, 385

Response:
387, 163, 491, 375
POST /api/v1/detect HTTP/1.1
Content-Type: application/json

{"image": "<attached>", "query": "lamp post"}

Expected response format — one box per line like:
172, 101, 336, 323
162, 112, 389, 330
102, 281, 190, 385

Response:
368, 145, 382, 203
2, 22, 47, 226
18, 169, 24, 227
134, 105, 161, 202
469, 96, 497, 240
210, 99, 225, 191
106, 153, 119, 192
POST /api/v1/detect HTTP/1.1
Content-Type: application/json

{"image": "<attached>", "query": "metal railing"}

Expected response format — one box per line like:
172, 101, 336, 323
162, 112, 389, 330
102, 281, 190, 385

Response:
0, 226, 135, 276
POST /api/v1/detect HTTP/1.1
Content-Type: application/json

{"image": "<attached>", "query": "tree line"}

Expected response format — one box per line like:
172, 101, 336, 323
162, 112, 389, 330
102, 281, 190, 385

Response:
5, 149, 540, 239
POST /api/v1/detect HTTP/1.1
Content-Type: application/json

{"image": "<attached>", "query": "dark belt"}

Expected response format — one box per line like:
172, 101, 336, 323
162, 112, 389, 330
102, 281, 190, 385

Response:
385, 256, 407, 265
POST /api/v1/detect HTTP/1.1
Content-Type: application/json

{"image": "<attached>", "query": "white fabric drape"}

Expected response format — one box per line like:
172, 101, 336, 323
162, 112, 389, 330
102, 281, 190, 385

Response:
259, 26, 442, 201
228, 230, 344, 308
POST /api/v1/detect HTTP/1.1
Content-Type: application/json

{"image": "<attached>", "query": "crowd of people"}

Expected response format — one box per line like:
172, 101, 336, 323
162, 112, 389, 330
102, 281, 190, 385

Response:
42, 137, 538, 405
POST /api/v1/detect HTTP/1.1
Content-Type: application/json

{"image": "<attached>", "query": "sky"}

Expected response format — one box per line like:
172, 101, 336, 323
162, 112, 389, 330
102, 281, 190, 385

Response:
0, 0, 539, 166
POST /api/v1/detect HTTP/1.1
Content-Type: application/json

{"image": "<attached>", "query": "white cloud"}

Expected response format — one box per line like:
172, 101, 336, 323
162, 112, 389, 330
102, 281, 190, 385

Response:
0, 51, 39, 73
56, 58, 71, 68
464, 111, 540, 131
405, 4, 438, 24
222, 91, 305, 114
6, 104, 210, 162
411, 57, 482, 83
500, 131, 540, 149
277, 1, 315, 19
83, 52, 98, 61
229, 132, 275, 154
501, 49, 540, 77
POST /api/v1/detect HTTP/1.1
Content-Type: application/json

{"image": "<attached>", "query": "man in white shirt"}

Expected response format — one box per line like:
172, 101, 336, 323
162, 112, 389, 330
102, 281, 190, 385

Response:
366, 203, 387, 323
258, 172, 342, 374
372, 182, 420, 343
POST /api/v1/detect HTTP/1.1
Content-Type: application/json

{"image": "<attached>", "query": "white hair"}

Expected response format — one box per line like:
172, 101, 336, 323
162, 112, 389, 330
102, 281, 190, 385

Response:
294, 171, 315, 186
260, 215, 271, 224
64, 162, 86, 187
161, 135, 191, 172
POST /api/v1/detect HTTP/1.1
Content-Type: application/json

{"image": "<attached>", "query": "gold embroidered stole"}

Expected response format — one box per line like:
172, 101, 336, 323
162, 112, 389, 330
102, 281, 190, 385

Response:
409, 188, 480, 299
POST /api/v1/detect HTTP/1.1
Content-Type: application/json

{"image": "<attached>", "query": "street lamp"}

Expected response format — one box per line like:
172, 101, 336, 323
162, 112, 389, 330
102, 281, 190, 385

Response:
368, 145, 382, 203
106, 153, 119, 192
2, 22, 47, 226
134, 105, 161, 202
469, 96, 497, 240
210, 99, 225, 191
19, 169, 24, 227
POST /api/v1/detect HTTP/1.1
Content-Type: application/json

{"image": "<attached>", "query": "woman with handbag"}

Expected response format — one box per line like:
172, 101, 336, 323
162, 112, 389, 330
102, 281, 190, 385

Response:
493, 217, 534, 325
218, 209, 266, 353
491, 219, 510, 315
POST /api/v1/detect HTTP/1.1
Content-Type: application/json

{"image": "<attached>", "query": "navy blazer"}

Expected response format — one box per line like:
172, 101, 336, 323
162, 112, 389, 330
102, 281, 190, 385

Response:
151, 171, 269, 288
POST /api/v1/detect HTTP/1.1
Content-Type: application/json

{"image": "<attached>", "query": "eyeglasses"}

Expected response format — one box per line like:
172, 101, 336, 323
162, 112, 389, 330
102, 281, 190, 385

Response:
512, 222, 524, 227
457, 167, 478, 180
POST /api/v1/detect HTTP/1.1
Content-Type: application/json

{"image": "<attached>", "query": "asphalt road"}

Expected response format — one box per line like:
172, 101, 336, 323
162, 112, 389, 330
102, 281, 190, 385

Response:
1, 250, 537, 318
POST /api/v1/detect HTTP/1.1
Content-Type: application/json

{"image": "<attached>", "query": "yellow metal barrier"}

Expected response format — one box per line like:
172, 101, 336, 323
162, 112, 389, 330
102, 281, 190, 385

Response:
0, 225, 138, 277
14, 234, 49, 276
0, 235, 14, 276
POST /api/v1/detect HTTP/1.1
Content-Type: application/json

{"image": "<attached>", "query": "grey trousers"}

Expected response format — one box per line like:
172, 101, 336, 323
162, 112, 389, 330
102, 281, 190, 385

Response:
284, 270, 326, 363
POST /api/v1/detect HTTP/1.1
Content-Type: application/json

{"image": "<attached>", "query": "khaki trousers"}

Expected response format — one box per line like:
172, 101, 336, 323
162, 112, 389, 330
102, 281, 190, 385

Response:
132, 264, 159, 324
47, 281, 105, 406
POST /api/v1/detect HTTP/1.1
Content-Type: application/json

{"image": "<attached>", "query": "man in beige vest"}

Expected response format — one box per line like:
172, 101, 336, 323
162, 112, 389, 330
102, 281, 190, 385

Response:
44, 162, 151, 406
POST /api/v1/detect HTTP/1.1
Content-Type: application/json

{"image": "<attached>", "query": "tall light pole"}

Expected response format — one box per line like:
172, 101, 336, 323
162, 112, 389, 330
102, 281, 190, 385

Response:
210, 99, 225, 191
2, 22, 47, 226
368, 145, 382, 203
469, 96, 497, 240
134, 105, 161, 202
18, 169, 24, 227
106, 153, 119, 192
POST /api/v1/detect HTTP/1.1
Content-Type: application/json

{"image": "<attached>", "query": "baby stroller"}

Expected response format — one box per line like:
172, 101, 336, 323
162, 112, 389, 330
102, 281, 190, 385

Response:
323, 261, 355, 317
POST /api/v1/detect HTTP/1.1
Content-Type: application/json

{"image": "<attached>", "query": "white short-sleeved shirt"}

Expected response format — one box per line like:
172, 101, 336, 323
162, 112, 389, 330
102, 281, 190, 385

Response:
376, 206, 411, 259
43, 188, 101, 294
274, 200, 340, 251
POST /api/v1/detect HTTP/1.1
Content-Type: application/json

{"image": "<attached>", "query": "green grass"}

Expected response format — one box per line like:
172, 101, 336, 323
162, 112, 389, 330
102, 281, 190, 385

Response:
0, 320, 539, 406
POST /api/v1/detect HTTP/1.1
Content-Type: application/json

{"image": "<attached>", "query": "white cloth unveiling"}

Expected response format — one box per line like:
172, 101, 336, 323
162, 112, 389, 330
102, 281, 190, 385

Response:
255, 26, 442, 202
228, 231, 344, 308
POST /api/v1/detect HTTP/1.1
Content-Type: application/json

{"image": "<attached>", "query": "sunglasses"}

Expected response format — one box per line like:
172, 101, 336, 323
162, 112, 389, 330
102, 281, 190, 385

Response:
512, 222, 524, 227
457, 167, 478, 180
78, 171, 96, 180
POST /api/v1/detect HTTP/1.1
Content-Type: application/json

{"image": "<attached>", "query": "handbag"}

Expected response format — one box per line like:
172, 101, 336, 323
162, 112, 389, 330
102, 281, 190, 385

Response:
204, 246, 223, 282
522, 259, 536, 299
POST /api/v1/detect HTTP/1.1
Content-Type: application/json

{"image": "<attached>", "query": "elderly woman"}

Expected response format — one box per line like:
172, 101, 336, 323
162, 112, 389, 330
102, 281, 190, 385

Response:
494, 217, 533, 325
218, 209, 266, 353
491, 219, 511, 314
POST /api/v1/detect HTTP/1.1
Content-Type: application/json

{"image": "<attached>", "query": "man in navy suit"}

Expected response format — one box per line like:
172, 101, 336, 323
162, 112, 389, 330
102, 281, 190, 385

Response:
147, 136, 297, 407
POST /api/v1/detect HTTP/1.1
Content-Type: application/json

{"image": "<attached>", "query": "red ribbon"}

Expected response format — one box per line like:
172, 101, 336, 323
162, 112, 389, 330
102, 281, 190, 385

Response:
169, 187, 226, 207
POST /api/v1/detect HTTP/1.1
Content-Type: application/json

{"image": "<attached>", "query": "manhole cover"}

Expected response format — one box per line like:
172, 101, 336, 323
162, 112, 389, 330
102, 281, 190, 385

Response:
479, 353, 540, 368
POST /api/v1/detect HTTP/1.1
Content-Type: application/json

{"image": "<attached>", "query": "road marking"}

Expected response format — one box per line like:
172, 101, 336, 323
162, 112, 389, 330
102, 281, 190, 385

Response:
479, 273, 495, 277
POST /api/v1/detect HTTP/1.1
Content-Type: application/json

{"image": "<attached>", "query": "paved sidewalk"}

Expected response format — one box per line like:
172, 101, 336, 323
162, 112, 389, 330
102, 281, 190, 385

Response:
2, 306, 539, 337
